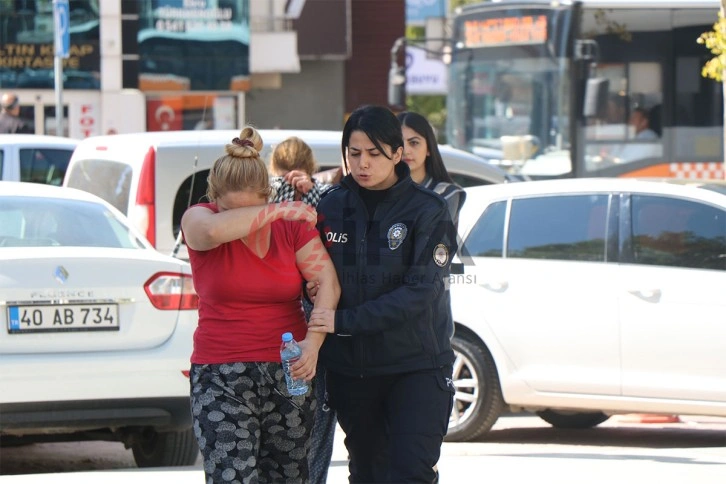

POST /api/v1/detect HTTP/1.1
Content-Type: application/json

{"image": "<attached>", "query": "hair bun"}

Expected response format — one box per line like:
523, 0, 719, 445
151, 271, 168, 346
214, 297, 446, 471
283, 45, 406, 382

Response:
232, 137, 254, 148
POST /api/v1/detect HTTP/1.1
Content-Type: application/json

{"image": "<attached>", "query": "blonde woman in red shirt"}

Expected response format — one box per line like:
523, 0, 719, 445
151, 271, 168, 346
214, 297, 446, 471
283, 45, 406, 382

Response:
181, 126, 340, 483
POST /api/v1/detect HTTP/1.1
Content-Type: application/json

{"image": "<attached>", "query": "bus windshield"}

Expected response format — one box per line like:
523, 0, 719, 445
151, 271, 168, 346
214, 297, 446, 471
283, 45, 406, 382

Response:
447, 5, 575, 177
448, 56, 571, 175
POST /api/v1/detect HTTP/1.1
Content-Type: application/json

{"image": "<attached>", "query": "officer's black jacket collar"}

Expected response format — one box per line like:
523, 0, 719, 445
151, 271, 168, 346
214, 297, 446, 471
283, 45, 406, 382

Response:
340, 161, 412, 201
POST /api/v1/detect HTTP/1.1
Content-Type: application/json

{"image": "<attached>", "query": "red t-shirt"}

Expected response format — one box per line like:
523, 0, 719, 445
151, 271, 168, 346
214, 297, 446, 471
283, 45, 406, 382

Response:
185, 203, 319, 364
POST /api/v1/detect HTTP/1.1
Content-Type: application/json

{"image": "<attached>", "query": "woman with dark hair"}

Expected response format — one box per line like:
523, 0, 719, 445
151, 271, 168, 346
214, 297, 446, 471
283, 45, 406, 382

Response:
308, 105, 458, 483
397, 111, 466, 226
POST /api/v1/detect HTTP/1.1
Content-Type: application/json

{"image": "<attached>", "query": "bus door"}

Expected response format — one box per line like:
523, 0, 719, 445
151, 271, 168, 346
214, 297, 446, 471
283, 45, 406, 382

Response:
579, 5, 723, 180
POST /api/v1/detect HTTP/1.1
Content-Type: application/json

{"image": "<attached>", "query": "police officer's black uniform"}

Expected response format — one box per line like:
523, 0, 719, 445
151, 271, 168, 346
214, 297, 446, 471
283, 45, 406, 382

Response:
316, 161, 457, 483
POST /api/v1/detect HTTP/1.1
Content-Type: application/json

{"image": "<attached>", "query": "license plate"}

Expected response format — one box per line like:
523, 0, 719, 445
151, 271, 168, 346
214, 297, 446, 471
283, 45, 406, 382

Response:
7, 304, 120, 333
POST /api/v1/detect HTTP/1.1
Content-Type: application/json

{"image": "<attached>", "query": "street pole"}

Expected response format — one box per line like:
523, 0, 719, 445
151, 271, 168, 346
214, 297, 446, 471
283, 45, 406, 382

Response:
53, 0, 70, 137
54, 53, 63, 136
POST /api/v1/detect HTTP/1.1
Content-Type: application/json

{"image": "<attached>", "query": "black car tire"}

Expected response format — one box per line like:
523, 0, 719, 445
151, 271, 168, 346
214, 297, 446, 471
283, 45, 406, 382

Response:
131, 427, 199, 467
536, 409, 610, 429
445, 330, 504, 442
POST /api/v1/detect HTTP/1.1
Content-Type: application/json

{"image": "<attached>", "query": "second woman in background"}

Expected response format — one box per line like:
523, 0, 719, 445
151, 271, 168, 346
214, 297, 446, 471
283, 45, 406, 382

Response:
397, 111, 466, 226
269, 136, 331, 206
269, 135, 337, 484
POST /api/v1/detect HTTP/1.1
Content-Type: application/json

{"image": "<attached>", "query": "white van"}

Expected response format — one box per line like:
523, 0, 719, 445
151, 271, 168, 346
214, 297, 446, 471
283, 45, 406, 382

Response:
64, 129, 513, 259
0, 134, 78, 185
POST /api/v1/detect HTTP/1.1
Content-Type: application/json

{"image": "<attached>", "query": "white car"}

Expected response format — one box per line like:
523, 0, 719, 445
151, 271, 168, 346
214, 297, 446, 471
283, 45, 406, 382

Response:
446, 178, 726, 441
0, 182, 199, 467
0, 134, 78, 185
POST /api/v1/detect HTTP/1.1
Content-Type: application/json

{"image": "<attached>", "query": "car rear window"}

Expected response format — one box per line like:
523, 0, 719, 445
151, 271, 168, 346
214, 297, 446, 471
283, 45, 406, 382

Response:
0, 197, 145, 249
19, 148, 74, 186
64, 160, 132, 214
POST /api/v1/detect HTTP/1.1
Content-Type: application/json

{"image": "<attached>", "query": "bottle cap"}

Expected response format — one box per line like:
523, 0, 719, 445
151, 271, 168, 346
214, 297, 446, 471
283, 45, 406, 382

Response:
282, 332, 293, 342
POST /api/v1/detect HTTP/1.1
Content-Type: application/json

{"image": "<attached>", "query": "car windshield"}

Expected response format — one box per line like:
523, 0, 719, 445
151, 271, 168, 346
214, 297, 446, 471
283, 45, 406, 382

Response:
0, 197, 146, 249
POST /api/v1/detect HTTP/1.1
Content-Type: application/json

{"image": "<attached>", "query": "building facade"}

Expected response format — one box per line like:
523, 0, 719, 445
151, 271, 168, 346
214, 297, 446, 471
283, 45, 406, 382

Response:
0, 0, 404, 138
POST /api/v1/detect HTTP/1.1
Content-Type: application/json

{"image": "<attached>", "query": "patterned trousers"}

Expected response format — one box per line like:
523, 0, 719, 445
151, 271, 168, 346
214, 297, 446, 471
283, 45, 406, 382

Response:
190, 362, 316, 484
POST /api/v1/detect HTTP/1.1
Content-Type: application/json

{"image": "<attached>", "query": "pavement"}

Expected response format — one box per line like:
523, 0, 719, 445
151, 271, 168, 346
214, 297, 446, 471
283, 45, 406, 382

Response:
1, 415, 725, 483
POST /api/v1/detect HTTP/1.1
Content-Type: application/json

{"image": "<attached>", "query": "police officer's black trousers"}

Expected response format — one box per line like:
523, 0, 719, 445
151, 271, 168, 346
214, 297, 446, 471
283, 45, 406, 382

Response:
327, 366, 454, 483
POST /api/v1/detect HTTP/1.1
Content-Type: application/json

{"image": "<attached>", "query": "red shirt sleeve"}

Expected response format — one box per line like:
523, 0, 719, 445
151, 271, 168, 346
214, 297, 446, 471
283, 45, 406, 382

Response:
289, 220, 320, 251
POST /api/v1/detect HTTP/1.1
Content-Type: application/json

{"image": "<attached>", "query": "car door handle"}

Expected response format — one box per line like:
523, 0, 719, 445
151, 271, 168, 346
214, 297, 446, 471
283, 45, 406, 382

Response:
480, 281, 509, 293
628, 288, 662, 302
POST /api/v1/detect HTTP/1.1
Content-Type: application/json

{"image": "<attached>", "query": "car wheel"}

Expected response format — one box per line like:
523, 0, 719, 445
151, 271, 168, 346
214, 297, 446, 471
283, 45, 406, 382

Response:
445, 331, 504, 442
131, 427, 199, 467
536, 409, 610, 429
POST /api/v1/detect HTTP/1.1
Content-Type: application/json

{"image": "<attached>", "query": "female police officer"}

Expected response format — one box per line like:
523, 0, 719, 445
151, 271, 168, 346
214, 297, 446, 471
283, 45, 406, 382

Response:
308, 105, 457, 483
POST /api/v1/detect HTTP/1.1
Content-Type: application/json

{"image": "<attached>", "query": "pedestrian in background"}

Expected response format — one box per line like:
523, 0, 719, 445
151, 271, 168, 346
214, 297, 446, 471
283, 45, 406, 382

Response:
308, 105, 457, 483
181, 126, 340, 483
0, 92, 33, 134
268, 135, 338, 484
269, 135, 332, 206
397, 111, 466, 227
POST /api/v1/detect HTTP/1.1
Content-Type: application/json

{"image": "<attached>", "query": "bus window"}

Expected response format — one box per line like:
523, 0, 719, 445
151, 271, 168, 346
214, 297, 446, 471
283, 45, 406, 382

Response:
586, 60, 664, 171
581, 8, 670, 176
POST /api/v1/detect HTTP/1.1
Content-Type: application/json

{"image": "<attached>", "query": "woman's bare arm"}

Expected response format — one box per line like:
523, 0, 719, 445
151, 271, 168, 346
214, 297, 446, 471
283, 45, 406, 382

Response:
181, 201, 316, 251
289, 236, 341, 380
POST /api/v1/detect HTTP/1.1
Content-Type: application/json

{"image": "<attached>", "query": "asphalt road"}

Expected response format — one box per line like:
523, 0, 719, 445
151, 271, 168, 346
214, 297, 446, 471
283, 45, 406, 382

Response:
1, 414, 725, 483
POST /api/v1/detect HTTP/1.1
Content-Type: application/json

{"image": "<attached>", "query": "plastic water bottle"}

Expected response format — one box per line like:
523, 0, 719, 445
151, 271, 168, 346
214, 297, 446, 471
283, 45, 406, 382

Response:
280, 332, 308, 396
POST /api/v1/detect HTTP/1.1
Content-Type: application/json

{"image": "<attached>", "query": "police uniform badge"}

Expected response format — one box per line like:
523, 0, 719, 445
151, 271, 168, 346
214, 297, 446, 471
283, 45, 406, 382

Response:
387, 223, 407, 250
433, 243, 449, 267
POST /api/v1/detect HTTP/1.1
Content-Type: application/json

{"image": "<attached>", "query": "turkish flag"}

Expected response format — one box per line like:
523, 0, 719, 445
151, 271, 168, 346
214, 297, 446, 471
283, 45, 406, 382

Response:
147, 98, 184, 131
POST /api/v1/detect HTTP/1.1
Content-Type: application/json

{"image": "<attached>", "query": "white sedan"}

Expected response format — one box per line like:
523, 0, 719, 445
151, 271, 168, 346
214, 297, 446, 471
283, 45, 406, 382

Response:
0, 182, 199, 467
447, 178, 726, 441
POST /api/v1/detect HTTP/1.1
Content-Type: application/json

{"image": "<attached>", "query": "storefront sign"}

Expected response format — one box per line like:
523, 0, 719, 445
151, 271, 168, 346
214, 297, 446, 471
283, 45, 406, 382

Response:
71, 101, 100, 139
406, 45, 448, 95
137, 0, 250, 91
151, 0, 235, 32
0, 1, 100, 89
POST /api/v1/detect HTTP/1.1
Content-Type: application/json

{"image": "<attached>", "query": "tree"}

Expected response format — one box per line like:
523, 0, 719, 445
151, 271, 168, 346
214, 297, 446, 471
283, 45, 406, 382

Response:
697, 3, 726, 168
697, 9, 726, 81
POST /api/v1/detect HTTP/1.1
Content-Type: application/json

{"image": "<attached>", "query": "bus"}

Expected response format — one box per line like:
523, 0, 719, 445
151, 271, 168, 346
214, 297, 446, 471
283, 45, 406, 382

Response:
445, 0, 724, 180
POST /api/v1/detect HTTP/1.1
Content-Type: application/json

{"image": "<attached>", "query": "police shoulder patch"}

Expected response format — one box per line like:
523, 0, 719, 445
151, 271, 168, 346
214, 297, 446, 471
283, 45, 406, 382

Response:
433, 243, 449, 267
